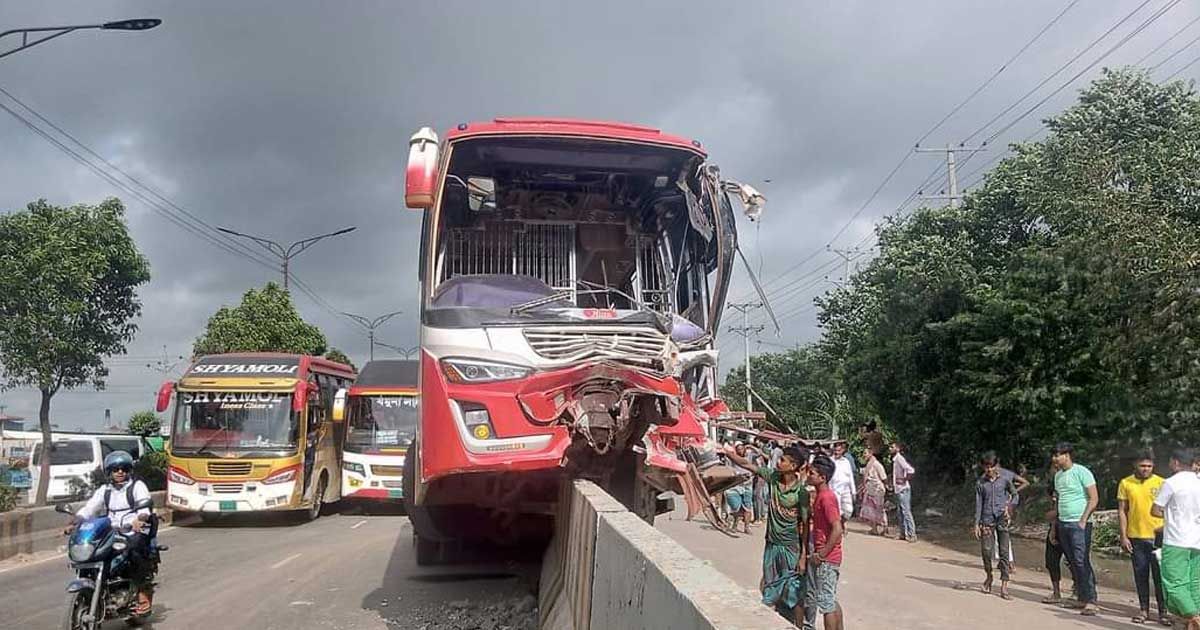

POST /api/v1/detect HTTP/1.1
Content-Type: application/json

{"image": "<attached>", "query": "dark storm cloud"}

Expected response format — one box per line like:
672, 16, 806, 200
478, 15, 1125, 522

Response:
0, 1, 1193, 427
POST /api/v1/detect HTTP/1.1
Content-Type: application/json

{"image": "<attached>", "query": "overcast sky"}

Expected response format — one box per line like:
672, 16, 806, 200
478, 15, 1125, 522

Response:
1, 1, 1196, 430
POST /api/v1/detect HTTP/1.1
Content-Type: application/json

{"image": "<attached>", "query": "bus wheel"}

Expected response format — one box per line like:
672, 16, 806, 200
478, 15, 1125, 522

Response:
198, 513, 221, 525
415, 534, 442, 566
306, 474, 327, 522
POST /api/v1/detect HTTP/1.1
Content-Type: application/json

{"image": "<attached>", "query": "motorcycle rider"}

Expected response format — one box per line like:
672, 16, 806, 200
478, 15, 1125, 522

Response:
65, 450, 155, 615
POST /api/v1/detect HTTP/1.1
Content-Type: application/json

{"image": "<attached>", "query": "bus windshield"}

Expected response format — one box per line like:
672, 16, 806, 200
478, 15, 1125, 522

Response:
170, 391, 298, 456
345, 395, 418, 452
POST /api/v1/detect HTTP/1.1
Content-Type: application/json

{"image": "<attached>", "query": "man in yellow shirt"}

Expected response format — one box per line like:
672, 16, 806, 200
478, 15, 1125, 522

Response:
1117, 451, 1167, 626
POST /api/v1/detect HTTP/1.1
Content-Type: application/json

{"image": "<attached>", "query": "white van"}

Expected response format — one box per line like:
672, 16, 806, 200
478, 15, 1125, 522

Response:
27, 434, 147, 504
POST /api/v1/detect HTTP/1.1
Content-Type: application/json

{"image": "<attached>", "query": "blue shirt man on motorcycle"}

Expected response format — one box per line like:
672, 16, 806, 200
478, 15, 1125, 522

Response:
68, 450, 155, 615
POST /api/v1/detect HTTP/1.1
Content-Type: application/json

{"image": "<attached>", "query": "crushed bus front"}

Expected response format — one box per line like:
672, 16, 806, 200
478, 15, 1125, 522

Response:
406, 119, 769, 552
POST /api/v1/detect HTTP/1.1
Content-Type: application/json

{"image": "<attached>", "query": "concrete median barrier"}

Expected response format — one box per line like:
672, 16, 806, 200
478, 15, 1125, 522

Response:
0, 490, 169, 562
539, 480, 791, 630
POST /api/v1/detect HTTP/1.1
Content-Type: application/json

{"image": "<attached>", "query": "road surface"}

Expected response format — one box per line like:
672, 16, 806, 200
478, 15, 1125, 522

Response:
0, 510, 539, 630
657, 507, 1157, 629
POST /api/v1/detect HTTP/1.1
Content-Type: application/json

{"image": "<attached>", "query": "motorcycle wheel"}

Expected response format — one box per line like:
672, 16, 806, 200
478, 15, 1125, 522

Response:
60, 591, 92, 630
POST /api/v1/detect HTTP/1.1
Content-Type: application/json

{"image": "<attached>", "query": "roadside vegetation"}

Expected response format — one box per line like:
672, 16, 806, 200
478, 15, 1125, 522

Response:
724, 69, 1200, 509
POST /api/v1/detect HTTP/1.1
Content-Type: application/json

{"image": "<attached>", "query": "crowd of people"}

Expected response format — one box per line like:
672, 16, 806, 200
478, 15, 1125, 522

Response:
713, 429, 1200, 630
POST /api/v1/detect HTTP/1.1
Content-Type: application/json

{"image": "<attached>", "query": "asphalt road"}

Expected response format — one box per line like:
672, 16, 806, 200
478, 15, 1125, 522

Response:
0, 508, 540, 630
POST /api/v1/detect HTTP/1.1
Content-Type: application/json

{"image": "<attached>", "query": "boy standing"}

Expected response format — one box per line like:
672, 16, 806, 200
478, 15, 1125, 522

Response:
1117, 451, 1167, 625
807, 455, 845, 630
974, 451, 1016, 600
726, 443, 811, 626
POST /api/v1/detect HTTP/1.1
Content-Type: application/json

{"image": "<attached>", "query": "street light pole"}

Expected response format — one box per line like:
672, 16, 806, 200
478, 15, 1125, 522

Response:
375, 341, 419, 360
341, 311, 403, 361
0, 19, 162, 61
216, 226, 356, 290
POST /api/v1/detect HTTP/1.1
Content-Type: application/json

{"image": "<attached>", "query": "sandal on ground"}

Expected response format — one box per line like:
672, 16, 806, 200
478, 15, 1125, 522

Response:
1157, 616, 1171, 627
1133, 614, 1147, 624
1040, 595, 1062, 605
1000, 591, 1012, 601
980, 580, 993, 595
1081, 605, 1098, 616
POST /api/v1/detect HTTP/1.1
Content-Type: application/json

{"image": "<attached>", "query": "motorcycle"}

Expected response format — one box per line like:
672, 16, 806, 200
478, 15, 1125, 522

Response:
56, 498, 167, 629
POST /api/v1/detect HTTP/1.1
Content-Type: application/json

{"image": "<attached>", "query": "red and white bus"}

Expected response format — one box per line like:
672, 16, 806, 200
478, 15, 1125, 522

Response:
338, 360, 418, 506
402, 118, 769, 561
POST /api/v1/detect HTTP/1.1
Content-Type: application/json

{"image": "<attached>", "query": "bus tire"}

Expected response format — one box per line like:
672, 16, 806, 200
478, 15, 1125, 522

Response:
610, 451, 656, 526
306, 474, 327, 522
402, 441, 449, 543
198, 513, 221, 525
415, 534, 442, 566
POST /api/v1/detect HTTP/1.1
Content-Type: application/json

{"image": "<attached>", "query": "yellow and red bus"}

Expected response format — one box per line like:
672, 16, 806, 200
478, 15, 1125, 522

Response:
338, 360, 419, 505
159, 353, 356, 521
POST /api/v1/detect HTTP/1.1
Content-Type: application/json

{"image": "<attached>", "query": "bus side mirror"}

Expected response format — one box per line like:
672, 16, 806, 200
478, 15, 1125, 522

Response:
156, 381, 174, 413
332, 388, 348, 421
405, 127, 439, 210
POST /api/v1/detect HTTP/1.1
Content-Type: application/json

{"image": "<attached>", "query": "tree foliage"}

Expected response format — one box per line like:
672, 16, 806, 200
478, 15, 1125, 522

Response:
0, 198, 150, 504
127, 410, 162, 437
193, 283, 327, 356
720, 345, 876, 440
324, 348, 356, 372
815, 69, 1200, 481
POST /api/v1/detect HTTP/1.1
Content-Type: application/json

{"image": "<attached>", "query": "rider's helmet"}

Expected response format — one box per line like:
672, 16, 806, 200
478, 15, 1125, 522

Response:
103, 450, 135, 475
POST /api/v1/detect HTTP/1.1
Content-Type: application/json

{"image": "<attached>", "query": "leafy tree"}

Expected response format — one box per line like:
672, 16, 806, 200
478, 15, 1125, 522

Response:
0, 198, 150, 505
324, 348, 356, 371
193, 283, 327, 356
814, 69, 1200, 483
127, 411, 162, 437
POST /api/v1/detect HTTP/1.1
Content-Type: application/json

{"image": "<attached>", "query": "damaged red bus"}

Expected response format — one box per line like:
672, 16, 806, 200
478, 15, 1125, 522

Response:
402, 118, 772, 561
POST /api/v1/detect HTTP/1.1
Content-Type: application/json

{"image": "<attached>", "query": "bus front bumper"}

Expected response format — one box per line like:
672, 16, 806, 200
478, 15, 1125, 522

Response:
167, 479, 298, 512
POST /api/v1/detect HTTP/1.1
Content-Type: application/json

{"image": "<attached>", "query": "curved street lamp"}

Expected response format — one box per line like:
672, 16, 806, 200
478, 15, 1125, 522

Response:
0, 19, 162, 61
216, 226, 356, 290
341, 311, 404, 361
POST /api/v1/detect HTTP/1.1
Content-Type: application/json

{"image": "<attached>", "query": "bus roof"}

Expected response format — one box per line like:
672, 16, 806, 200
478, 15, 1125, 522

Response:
444, 118, 706, 157
184, 353, 356, 381
349, 359, 418, 394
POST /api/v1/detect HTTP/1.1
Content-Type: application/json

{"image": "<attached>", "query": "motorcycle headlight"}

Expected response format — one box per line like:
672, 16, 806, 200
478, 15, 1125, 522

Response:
441, 358, 531, 384
68, 542, 94, 563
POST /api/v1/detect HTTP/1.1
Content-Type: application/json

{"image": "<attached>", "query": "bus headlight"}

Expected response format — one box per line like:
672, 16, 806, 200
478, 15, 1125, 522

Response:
342, 461, 366, 476
441, 358, 531, 384
263, 467, 297, 485
168, 468, 195, 485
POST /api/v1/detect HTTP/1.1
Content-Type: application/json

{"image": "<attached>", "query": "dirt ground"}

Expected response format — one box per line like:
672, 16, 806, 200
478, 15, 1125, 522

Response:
657, 506, 1164, 630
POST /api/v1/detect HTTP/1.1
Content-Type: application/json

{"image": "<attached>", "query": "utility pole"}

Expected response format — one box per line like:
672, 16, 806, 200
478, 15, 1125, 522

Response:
726, 302, 764, 413
341, 311, 403, 360
146, 345, 186, 375
915, 144, 986, 208
217, 226, 356, 290
824, 246, 864, 289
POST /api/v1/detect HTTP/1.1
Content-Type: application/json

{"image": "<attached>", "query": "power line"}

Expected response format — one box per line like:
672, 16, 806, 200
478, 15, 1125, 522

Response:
1135, 13, 1200, 66
1150, 31, 1200, 71
960, 0, 1158, 144
983, 0, 1185, 144
914, 0, 1082, 146
0, 95, 279, 272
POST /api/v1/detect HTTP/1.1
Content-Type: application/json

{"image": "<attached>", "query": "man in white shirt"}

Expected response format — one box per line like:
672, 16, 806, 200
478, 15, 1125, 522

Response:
1152, 449, 1200, 629
891, 442, 917, 542
830, 441, 856, 523
72, 451, 155, 614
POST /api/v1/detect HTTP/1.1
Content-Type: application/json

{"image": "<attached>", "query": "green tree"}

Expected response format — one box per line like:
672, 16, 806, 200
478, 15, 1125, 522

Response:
324, 348, 356, 372
127, 410, 162, 437
0, 198, 151, 505
815, 69, 1200, 482
193, 283, 327, 356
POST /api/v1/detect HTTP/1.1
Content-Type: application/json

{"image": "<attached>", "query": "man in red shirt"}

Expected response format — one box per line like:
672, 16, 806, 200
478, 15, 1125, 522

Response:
807, 454, 845, 630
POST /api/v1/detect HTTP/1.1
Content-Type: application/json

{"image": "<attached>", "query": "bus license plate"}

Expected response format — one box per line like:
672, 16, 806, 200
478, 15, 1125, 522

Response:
388, 489, 403, 499
219, 501, 237, 511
